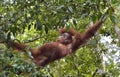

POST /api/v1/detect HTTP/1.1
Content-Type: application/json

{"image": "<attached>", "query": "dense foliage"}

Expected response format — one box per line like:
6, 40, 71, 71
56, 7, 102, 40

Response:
0, 0, 120, 77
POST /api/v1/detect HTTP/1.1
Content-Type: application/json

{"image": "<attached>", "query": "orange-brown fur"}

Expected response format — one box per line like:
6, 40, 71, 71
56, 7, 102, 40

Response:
13, 20, 103, 67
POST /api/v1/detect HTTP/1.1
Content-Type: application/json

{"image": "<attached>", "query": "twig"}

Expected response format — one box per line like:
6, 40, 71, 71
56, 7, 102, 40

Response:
92, 68, 98, 77
24, 36, 42, 43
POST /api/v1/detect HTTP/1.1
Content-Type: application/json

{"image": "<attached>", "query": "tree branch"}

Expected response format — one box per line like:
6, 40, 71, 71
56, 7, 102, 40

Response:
24, 36, 42, 43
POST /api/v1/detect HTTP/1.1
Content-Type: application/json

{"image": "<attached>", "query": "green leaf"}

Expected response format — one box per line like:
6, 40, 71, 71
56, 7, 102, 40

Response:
68, 6, 73, 13
110, 15, 116, 23
28, 24, 31, 30
73, 19, 77, 26
45, 26, 48, 34
36, 21, 42, 30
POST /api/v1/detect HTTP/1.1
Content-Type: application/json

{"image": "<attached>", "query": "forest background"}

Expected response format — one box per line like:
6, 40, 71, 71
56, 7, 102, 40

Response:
0, 0, 120, 77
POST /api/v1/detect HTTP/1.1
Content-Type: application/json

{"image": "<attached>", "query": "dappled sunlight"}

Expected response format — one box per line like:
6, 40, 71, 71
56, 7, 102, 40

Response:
100, 35, 120, 64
